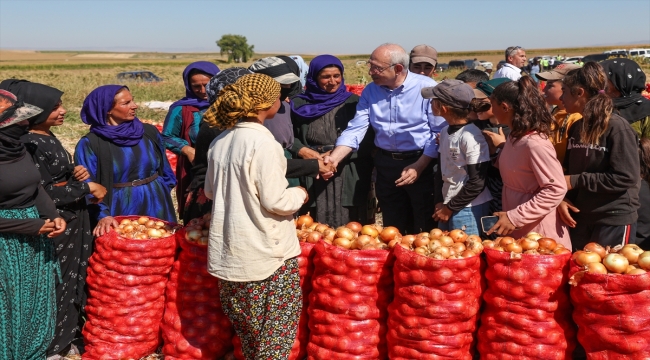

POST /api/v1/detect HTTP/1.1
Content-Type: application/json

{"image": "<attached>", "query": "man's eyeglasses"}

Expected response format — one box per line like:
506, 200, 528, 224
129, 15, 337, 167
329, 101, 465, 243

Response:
366, 61, 396, 74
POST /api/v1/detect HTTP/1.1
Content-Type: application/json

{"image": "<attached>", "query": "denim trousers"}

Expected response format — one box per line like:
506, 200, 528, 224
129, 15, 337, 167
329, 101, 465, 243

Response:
439, 201, 491, 236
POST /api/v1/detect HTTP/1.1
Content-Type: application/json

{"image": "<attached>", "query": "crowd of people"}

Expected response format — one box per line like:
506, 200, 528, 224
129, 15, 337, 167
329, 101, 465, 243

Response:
0, 42, 649, 359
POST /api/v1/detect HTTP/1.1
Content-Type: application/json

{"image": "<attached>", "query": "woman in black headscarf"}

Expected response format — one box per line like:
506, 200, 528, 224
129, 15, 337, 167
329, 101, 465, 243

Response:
602, 59, 650, 247
602, 58, 650, 138
0, 89, 66, 360
1, 79, 107, 357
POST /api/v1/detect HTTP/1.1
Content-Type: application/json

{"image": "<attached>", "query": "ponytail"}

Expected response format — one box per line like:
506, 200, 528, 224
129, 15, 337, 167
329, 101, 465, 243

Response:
491, 75, 552, 141
563, 62, 613, 145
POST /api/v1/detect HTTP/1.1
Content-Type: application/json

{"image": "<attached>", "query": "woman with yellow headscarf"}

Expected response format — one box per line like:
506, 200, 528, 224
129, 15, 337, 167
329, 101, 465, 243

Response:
203, 73, 308, 359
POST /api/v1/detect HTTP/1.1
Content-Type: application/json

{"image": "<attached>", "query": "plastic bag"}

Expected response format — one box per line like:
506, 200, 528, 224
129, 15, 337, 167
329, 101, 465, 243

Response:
83, 216, 177, 360
570, 261, 650, 359
478, 248, 576, 359
387, 244, 483, 359
160, 228, 235, 359
307, 241, 394, 359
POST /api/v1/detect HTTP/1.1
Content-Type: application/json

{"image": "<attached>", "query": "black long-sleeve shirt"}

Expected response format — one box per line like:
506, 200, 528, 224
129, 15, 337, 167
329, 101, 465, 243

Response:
0, 154, 59, 235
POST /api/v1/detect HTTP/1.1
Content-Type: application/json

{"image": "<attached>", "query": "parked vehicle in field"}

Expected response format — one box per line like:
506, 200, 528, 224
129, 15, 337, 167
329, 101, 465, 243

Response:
562, 56, 584, 64
448, 60, 466, 69
437, 63, 449, 72
479, 60, 493, 69
629, 48, 650, 60
116, 71, 163, 82
604, 49, 628, 56
583, 53, 627, 63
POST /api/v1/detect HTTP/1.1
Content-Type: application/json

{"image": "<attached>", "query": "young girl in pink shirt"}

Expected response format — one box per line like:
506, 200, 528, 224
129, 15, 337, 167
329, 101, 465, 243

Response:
483, 76, 571, 249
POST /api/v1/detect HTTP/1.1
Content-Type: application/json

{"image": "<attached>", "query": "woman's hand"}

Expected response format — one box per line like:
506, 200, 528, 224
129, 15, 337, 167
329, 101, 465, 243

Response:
38, 219, 56, 235
558, 199, 579, 228
93, 216, 119, 237
48, 218, 67, 238
88, 182, 107, 204
317, 158, 336, 180
564, 175, 574, 190
298, 147, 322, 160
482, 127, 506, 155
296, 186, 309, 204
432, 203, 452, 222
486, 212, 516, 236
181, 146, 196, 164
73, 165, 90, 182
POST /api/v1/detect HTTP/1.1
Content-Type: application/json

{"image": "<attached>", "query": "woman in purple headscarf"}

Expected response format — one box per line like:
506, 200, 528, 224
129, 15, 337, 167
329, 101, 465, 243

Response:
162, 61, 219, 217
74, 85, 177, 236
290, 55, 375, 227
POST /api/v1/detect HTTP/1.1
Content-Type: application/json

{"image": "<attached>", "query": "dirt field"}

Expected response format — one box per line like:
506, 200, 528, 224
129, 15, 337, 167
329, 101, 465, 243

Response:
1, 44, 648, 154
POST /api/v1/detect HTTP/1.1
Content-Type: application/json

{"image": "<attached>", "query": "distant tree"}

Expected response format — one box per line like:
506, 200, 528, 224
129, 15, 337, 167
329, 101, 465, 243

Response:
216, 34, 254, 63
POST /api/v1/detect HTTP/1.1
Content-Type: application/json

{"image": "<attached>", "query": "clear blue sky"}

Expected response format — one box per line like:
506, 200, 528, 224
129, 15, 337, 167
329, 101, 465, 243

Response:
1, 0, 649, 54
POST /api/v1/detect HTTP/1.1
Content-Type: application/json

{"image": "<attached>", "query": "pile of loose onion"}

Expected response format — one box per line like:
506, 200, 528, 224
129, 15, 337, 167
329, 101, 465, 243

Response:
397, 228, 484, 259
115, 216, 176, 240
572, 242, 650, 278
184, 213, 211, 245
294, 213, 397, 250
483, 232, 570, 257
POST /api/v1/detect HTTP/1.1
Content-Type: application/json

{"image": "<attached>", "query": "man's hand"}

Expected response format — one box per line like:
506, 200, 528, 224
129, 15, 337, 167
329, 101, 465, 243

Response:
482, 127, 506, 155
72, 165, 90, 182
48, 218, 67, 238
432, 203, 452, 222
558, 199, 579, 228
181, 146, 196, 164
88, 182, 107, 204
486, 211, 516, 236
323, 146, 353, 178
317, 158, 336, 180
93, 216, 119, 237
395, 155, 432, 187
298, 147, 322, 160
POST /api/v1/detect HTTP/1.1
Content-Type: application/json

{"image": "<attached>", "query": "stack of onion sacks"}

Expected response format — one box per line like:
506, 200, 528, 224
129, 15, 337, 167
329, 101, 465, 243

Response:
571, 243, 649, 282
83, 216, 178, 359
394, 228, 484, 259
114, 216, 177, 240
569, 243, 650, 357
387, 229, 485, 359
161, 213, 235, 359
477, 233, 577, 358
482, 232, 571, 258
295, 213, 396, 251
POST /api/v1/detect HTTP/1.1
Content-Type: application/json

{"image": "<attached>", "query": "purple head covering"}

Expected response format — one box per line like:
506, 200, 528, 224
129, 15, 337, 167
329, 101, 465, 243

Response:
170, 61, 220, 111
291, 55, 352, 119
80, 85, 144, 147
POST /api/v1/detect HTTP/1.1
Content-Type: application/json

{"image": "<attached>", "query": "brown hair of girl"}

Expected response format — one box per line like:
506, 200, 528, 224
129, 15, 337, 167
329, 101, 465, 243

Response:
490, 75, 552, 140
640, 138, 650, 183
562, 62, 613, 145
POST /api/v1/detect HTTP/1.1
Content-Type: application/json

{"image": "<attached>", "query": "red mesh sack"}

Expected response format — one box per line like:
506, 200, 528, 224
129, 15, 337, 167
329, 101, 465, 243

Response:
160, 228, 235, 359
387, 245, 483, 359
307, 241, 394, 359
477, 248, 577, 359
345, 84, 365, 96
569, 261, 650, 359
232, 241, 316, 360
83, 216, 177, 360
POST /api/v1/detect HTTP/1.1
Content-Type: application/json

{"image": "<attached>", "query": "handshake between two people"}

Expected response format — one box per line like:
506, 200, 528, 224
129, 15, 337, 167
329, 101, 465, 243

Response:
298, 147, 340, 181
